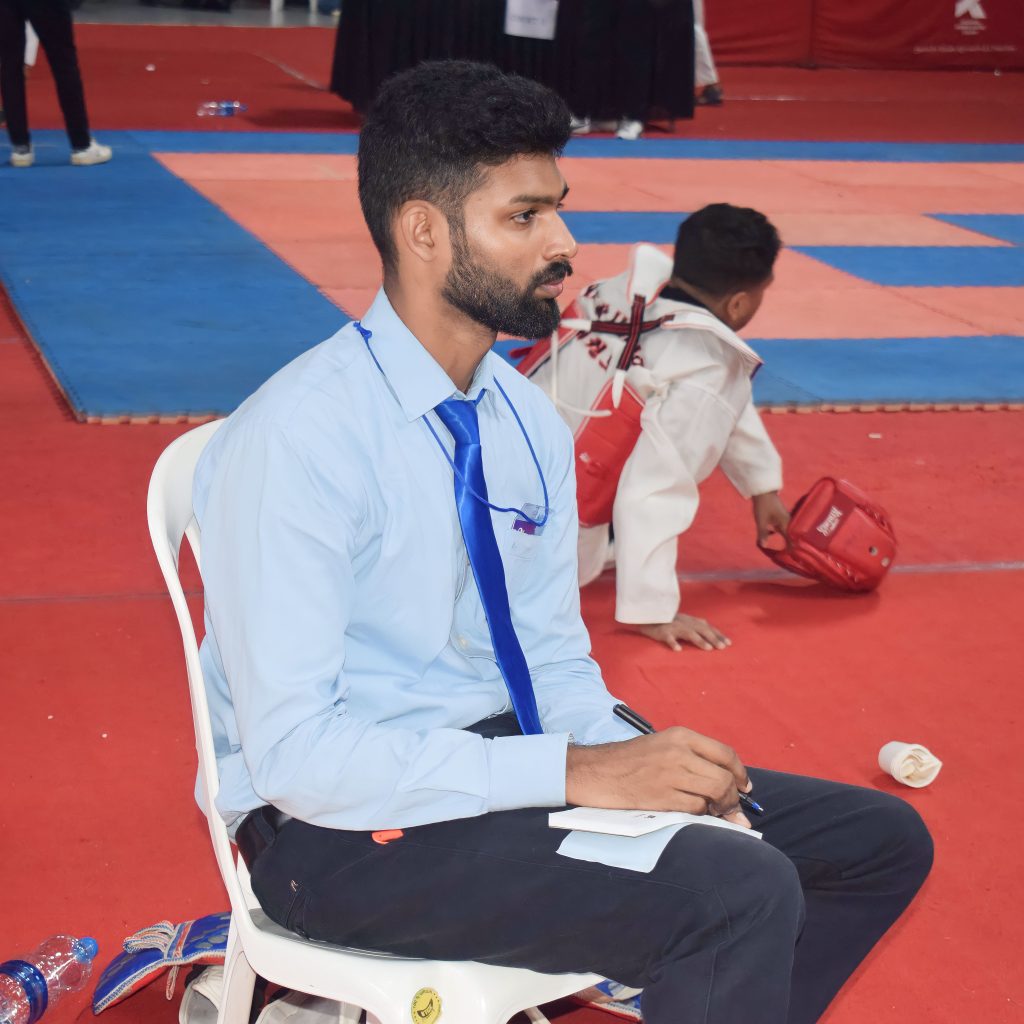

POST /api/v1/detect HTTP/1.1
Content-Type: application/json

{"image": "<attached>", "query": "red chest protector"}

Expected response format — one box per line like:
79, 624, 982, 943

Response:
573, 378, 646, 528
518, 294, 667, 528
765, 477, 897, 591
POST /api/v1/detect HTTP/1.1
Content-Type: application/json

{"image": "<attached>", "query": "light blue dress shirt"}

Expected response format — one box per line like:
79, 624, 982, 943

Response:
193, 290, 634, 831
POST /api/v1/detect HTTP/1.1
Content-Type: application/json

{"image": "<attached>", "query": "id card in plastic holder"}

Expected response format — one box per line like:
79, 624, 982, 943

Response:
512, 503, 546, 536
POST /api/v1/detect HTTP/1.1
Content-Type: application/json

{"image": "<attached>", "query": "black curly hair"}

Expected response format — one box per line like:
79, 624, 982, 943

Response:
358, 60, 572, 273
673, 204, 782, 297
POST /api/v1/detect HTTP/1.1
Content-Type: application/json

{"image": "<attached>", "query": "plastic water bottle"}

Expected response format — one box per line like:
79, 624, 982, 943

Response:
0, 936, 99, 1024
196, 100, 247, 117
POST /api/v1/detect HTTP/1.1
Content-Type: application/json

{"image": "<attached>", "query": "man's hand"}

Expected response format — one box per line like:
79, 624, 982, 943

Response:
566, 727, 752, 827
752, 491, 790, 547
631, 614, 731, 652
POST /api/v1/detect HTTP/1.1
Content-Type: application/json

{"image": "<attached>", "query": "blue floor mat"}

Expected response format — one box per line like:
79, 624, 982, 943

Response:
751, 336, 1024, 405
793, 246, 1024, 287
1, 130, 1022, 417
561, 212, 686, 245
930, 214, 1024, 247
0, 133, 344, 418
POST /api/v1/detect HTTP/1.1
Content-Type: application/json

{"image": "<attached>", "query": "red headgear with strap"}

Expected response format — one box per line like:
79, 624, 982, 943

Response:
764, 477, 897, 592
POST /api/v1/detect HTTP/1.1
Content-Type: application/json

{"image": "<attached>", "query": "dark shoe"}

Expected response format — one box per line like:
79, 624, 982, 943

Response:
696, 83, 724, 106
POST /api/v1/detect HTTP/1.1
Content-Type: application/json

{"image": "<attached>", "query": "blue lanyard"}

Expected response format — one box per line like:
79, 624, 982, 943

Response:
355, 321, 550, 528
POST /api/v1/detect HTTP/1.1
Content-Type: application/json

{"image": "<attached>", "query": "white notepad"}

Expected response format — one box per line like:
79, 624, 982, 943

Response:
551, 808, 762, 873
549, 806, 762, 839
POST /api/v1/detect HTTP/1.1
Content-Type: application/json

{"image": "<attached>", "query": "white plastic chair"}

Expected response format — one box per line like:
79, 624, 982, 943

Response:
146, 420, 600, 1024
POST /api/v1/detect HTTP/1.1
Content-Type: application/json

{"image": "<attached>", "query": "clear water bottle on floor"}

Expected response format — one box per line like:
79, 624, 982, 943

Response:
0, 936, 99, 1024
196, 100, 248, 117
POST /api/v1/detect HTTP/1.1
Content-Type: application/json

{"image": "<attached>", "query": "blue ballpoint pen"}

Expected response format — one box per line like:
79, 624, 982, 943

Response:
612, 702, 766, 816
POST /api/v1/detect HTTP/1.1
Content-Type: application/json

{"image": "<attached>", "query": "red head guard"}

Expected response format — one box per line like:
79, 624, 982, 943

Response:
765, 477, 897, 592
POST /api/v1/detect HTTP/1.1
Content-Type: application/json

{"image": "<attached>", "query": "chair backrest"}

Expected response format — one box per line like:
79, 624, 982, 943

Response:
146, 420, 252, 910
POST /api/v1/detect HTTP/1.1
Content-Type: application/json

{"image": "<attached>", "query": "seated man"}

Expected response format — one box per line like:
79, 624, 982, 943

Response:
193, 60, 932, 1024
522, 205, 790, 651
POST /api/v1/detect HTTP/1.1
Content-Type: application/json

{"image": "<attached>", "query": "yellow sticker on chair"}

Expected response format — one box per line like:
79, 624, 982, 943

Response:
411, 987, 442, 1024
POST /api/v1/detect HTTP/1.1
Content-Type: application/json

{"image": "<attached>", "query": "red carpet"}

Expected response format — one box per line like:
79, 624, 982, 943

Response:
5, 37, 1024, 1024
19, 25, 1023, 140
31, 25, 356, 133
2, 279, 1024, 1022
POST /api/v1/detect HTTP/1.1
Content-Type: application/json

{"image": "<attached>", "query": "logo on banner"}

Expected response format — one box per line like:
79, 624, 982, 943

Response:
954, 0, 987, 36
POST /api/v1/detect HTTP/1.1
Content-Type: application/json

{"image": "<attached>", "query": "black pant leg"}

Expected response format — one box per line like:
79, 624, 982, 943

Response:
559, 0, 616, 120
0, 0, 30, 146
245, 742, 930, 1024
748, 768, 934, 1024
250, 805, 807, 1024
25, 0, 90, 148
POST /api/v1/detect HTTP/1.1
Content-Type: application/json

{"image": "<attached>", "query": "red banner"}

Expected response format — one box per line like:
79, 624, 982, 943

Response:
705, 0, 1023, 69
705, 0, 813, 65
813, 0, 1024, 69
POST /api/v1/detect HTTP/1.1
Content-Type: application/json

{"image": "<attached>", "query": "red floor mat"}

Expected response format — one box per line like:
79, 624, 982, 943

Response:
30, 25, 355, 133
20, 25, 1024, 140
2, 572, 1020, 1024
4, 319, 1020, 601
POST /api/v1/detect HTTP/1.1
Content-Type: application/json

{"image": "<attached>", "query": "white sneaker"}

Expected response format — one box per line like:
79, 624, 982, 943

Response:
571, 116, 619, 135
615, 119, 644, 141
10, 144, 33, 168
70, 139, 112, 166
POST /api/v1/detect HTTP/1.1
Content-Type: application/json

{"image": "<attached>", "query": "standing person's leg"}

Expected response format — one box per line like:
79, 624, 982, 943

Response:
693, 0, 718, 88
748, 767, 934, 1024
25, 0, 91, 150
561, 0, 616, 133
0, 0, 31, 150
693, 0, 722, 105
611, 0, 655, 137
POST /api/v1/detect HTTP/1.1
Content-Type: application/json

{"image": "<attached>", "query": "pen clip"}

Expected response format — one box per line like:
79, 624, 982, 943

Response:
613, 703, 656, 735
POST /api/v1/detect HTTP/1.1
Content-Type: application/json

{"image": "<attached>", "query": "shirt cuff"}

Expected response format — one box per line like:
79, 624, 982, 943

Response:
485, 732, 569, 811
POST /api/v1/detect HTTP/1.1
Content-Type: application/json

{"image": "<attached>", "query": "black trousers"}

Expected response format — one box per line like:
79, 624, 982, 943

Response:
563, 0, 694, 122
0, 0, 91, 149
248, 719, 933, 1024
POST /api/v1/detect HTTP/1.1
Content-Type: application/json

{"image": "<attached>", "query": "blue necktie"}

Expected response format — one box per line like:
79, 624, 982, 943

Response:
434, 397, 543, 736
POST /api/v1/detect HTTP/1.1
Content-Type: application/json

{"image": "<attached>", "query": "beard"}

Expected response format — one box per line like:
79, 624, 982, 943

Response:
442, 229, 572, 340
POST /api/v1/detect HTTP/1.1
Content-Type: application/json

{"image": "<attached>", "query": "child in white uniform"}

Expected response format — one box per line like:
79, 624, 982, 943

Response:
523, 204, 789, 651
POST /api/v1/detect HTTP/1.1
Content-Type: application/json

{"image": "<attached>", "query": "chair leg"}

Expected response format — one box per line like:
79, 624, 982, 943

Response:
524, 1009, 551, 1024
337, 1003, 364, 1023
216, 917, 258, 1024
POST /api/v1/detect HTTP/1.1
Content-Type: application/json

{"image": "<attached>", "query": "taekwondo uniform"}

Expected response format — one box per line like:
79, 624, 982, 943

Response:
523, 244, 782, 626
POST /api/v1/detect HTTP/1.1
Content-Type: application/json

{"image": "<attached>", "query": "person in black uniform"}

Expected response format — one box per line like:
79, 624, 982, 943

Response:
0, 0, 111, 167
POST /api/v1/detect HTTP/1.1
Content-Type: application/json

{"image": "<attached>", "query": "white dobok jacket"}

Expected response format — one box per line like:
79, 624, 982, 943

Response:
525, 244, 783, 625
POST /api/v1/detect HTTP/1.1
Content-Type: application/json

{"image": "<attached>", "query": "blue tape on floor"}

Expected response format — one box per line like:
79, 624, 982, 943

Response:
792, 246, 1024, 287
8, 131, 1023, 162
750, 336, 1024, 405
562, 139, 1024, 163
0, 133, 345, 417
125, 130, 361, 155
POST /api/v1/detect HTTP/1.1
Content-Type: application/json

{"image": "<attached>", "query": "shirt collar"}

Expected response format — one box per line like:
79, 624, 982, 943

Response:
359, 289, 499, 421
